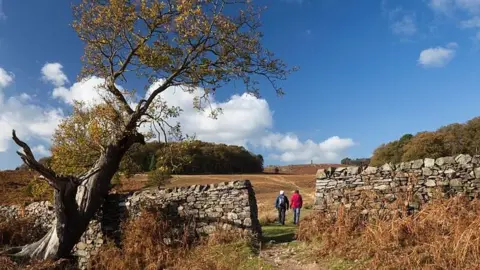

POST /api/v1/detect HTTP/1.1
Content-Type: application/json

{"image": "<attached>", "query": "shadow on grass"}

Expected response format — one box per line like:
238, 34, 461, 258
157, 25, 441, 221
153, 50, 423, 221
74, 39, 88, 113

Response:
261, 224, 296, 244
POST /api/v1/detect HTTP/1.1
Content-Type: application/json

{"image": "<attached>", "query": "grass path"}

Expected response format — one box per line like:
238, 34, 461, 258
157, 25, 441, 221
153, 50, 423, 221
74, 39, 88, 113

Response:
259, 209, 325, 270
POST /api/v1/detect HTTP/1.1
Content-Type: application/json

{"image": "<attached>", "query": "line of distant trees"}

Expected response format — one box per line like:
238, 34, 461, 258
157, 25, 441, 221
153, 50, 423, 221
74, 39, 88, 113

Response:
340, 157, 371, 166
17, 140, 264, 175
370, 116, 480, 166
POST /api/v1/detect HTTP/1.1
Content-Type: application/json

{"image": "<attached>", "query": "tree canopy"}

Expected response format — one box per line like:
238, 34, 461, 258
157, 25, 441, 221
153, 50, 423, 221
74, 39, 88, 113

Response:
370, 117, 480, 166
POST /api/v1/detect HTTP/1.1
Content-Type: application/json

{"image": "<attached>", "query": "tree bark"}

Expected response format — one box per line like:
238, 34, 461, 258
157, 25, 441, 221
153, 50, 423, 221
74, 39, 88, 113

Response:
3, 131, 144, 261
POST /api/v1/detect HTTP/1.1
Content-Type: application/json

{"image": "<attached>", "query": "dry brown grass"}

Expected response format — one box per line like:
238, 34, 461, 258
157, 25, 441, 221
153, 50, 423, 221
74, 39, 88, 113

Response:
0, 218, 70, 270
166, 174, 316, 210
0, 171, 41, 205
297, 196, 480, 269
90, 208, 192, 270
0, 218, 46, 248
90, 207, 270, 270
0, 257, 74, 270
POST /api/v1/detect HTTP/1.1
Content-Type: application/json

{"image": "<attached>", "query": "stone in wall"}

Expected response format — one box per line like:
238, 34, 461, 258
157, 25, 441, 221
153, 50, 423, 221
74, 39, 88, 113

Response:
314, 154, 480, 217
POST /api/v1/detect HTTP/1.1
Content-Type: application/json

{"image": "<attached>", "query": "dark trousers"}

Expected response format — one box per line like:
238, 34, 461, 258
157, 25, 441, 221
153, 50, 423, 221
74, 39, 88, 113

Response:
278, 207, 286, 225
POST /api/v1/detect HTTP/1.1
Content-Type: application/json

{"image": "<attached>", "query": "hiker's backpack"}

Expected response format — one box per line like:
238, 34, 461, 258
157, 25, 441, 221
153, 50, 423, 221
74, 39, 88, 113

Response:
278, 195, 286, 208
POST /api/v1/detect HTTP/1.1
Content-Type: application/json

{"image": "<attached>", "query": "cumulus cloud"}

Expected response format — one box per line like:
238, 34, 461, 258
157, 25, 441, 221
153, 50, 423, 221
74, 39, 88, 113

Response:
143, 81, 273, 147
41, 63, 69, 87
143, 81, 355, 164
52, 77, 107, 106
0, 66, 64, 152
36, 64, 356, 165
418, 43, 458, 68
41, 62, 125, 107
0, 67, 13, 88
260, 133, 355, 163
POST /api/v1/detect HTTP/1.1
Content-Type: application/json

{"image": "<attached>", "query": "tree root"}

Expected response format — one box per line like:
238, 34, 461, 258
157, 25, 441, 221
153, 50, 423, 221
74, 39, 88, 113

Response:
1, 227, 59, 260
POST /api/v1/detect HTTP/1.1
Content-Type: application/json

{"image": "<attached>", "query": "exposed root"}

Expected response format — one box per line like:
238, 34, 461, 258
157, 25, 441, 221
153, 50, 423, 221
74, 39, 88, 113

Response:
1, 227, 59, 260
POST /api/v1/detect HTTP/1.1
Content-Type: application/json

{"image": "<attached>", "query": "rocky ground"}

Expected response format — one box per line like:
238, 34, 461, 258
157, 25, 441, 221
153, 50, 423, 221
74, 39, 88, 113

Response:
260, 241, 323, 270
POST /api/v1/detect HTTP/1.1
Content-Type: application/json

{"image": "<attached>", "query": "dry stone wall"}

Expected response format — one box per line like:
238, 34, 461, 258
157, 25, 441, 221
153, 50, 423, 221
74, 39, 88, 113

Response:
0, 180, 261, 269
314, 154, 480, 216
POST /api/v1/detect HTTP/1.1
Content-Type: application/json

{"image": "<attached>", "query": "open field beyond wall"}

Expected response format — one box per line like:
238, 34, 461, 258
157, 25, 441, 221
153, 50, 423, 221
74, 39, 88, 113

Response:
119, 173, 317, 213
0, 170, 318, 212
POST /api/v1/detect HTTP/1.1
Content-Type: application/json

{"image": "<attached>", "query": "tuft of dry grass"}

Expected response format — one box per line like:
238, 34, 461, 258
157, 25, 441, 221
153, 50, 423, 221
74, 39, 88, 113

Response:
297, 197, 480, 269
258, 210, 277, 226
89, 208, 192, 270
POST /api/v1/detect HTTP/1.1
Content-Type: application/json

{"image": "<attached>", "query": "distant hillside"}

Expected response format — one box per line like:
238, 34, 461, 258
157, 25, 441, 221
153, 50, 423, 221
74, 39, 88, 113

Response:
0, 170, 40, 205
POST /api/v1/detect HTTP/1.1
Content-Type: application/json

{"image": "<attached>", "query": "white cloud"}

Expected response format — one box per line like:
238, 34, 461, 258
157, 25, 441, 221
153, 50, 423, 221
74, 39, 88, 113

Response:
19, 93, 31, 101
0, 67, 13, 88
52, 77, 106, 106
261, 134, 355, 163
143, 81, 355, 164
418, 43, 458, 68
143, 82, 273, 147
7, 62, 354, 165
0, 67, 64, 152
41, 62, 69, 87
32, 145, 50, 157
391, 14, 417, 36
41, 63, 124, 107
0, 97, 64, 151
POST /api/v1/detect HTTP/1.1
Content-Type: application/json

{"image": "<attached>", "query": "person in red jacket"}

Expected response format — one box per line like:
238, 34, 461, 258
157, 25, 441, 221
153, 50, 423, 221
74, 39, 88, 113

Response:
290, 190, 303, 225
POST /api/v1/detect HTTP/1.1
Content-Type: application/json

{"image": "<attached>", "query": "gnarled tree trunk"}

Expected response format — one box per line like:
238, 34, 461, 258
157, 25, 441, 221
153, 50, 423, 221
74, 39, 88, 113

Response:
3, 131, 143, 260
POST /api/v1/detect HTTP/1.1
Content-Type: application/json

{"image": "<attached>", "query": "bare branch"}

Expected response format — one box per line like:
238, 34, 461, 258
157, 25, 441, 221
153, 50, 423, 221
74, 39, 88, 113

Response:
12, 130, 62, 190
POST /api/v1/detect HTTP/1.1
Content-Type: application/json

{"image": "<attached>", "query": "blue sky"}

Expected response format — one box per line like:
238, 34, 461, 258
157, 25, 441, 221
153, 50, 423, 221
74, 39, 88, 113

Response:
1, 0, 480, 170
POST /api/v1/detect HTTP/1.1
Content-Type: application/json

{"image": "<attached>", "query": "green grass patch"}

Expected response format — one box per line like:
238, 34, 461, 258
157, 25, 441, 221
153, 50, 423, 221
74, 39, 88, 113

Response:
184, 240, 276, 269
262, 224, 296, 243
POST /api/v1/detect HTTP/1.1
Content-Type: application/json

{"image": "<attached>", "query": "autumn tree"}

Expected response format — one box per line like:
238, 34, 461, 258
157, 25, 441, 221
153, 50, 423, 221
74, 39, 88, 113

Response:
401, 132, 448, 161
50, 102, 146, 189
370, 133, 413, 166
5, 0, 293, 261
371, 115, 480, 165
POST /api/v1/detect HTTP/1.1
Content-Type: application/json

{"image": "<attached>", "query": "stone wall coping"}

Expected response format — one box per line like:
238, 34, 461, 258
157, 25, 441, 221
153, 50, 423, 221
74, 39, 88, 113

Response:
127, 179, 252, 199
316, 154, 480, 179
